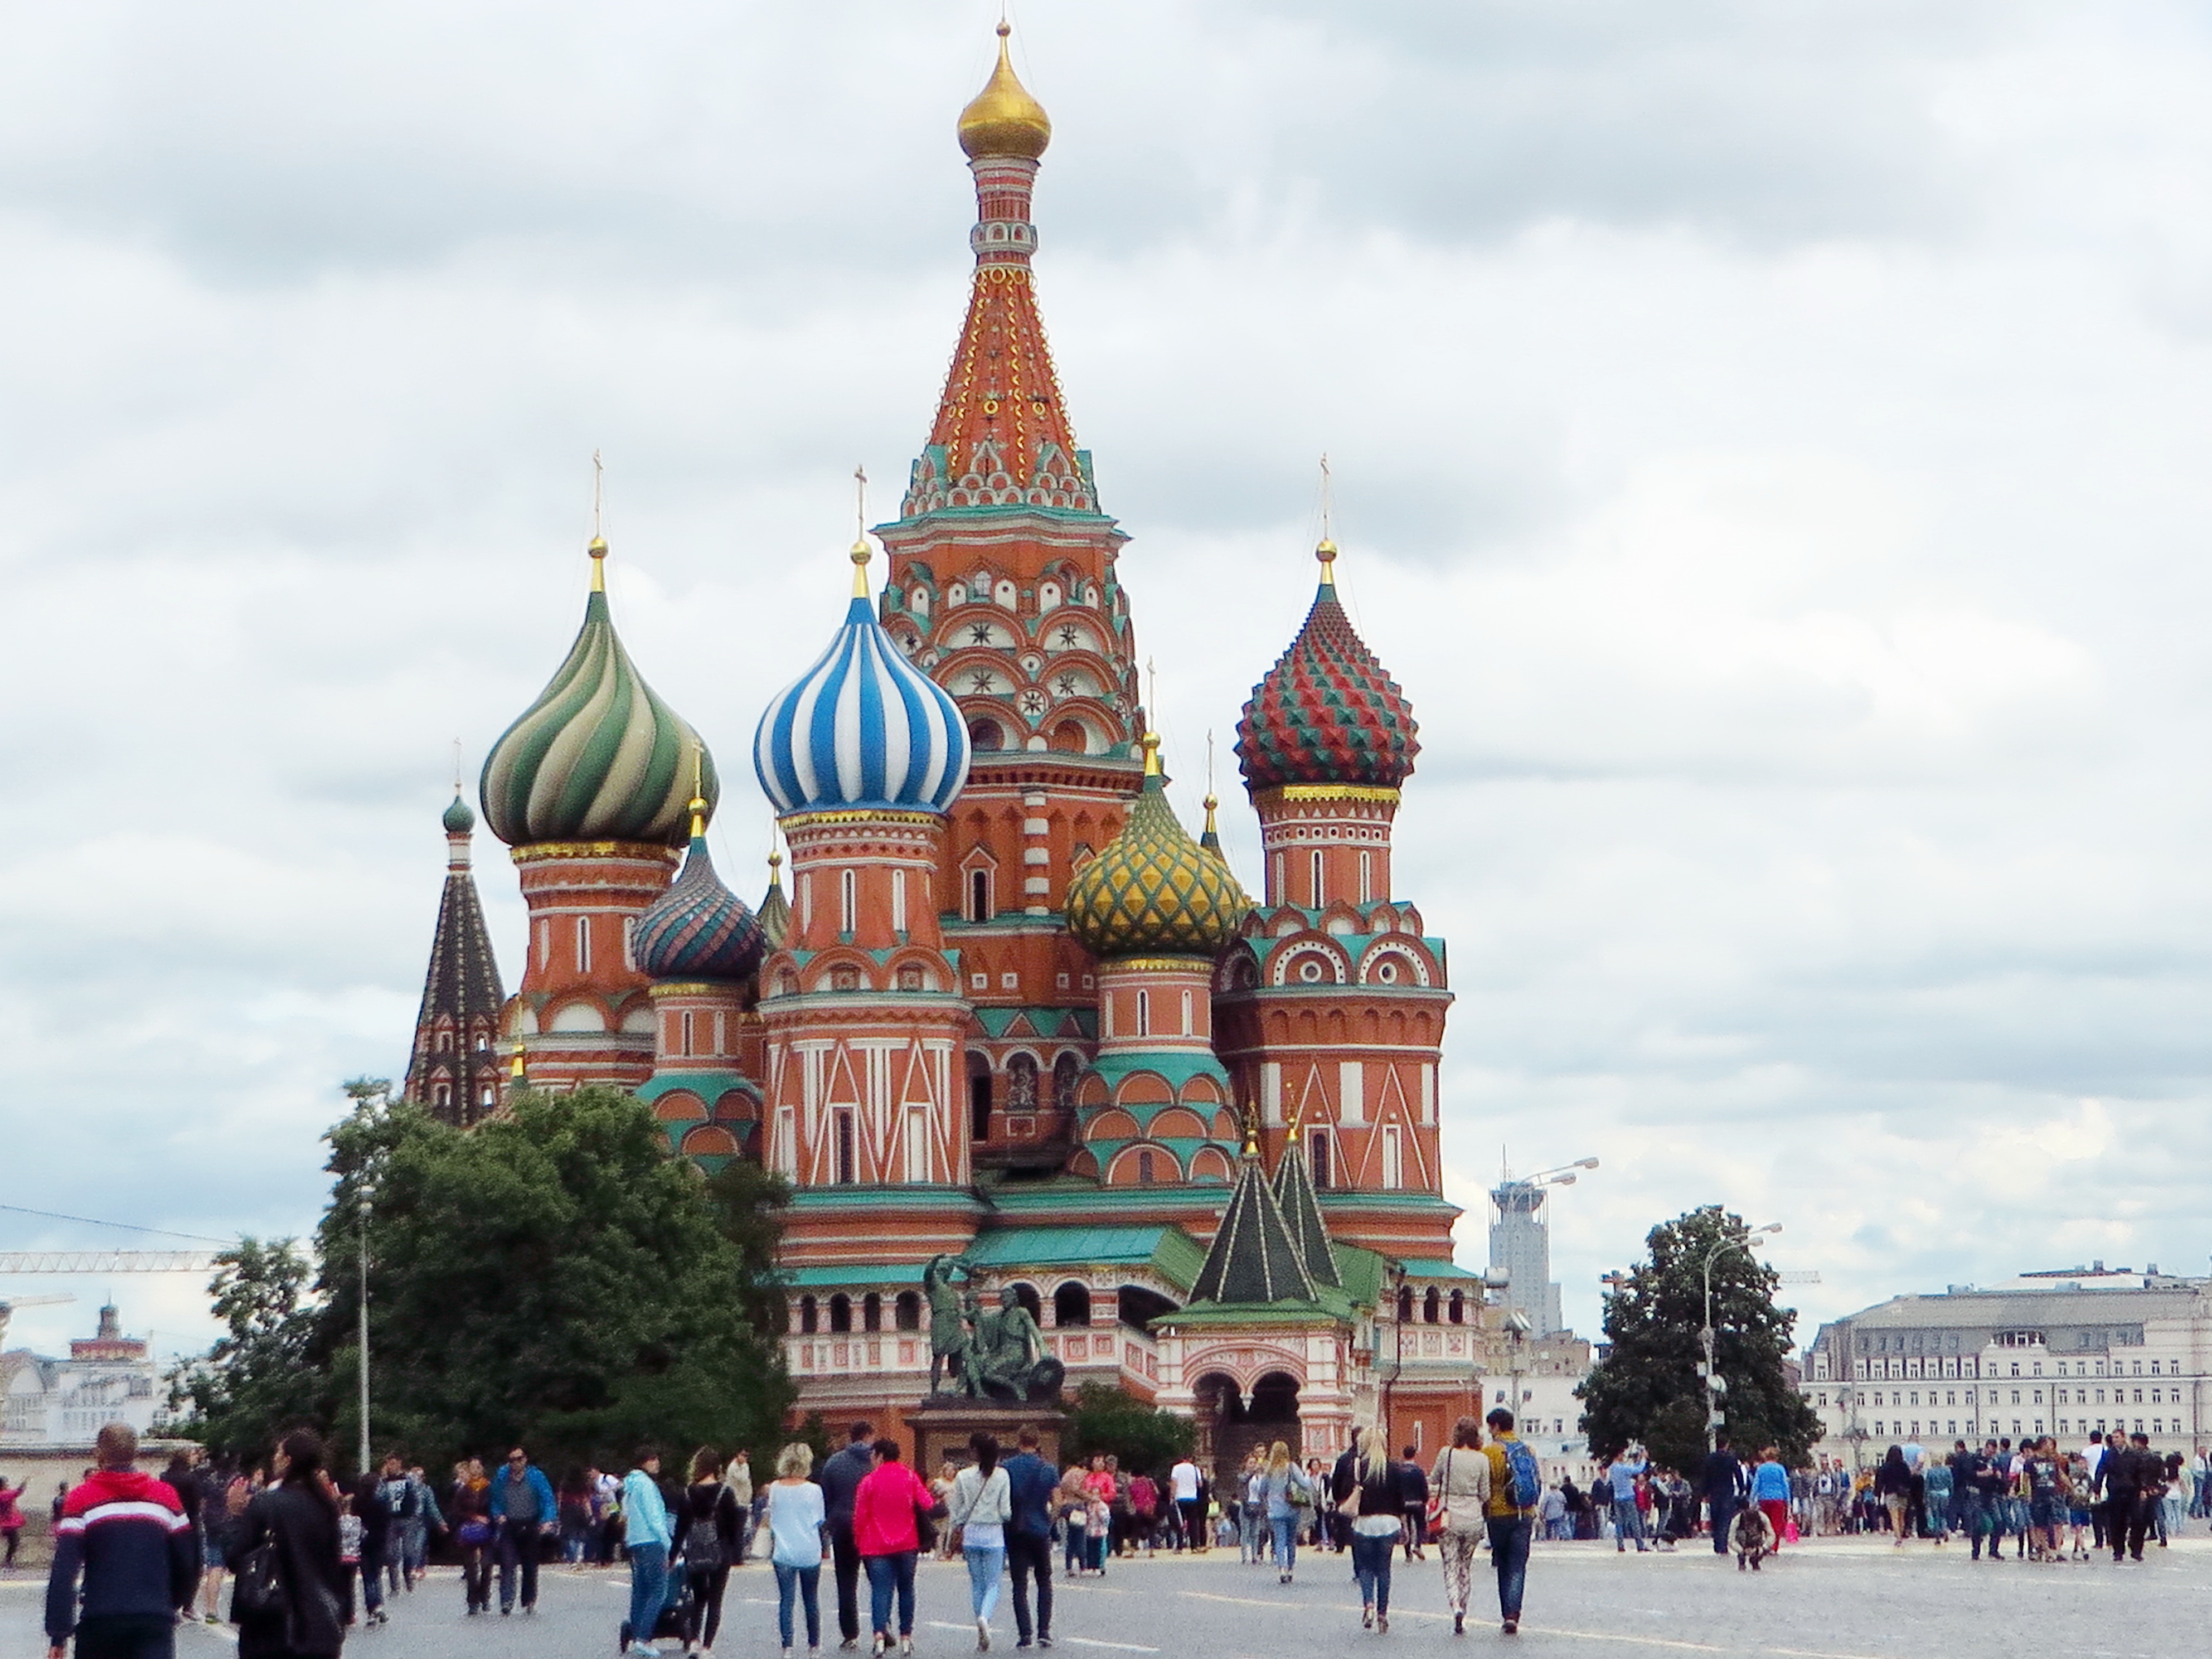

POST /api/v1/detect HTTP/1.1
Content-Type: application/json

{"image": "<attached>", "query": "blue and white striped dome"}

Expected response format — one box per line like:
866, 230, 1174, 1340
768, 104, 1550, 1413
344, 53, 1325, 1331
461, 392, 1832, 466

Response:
754, 566, 972, 816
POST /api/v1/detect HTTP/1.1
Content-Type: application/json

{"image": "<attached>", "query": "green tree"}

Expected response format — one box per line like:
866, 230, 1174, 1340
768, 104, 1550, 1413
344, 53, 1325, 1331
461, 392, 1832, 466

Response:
167, 1237, 329, 1462
1063, 1381, 1195, 1476
1577, 1205, 1821, 1473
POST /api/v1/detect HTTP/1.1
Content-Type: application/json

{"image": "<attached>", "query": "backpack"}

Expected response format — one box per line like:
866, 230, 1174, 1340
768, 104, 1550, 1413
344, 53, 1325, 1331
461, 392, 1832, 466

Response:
683, 1491, 725, 1571
1502, 1439, 1541, 1511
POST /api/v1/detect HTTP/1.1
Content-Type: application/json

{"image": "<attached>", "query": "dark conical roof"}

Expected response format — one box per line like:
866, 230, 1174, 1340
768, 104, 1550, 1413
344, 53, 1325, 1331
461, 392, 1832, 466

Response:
402, 829, 506, 1127
1270, 1132, 1341, 1291
758, 852, 792, 950
1188, 1149, 1316, 1307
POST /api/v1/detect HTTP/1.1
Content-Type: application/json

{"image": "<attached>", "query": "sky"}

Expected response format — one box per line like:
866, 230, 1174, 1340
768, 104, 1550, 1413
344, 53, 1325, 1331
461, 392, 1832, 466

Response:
4, 0, 2212, 1365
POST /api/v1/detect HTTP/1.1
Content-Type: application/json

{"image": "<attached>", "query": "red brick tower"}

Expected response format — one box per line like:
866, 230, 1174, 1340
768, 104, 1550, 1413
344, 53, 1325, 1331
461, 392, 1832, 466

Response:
478, 535, 717, 1091
873, 23, 1145, 1169
1217, 540, 1458, 1259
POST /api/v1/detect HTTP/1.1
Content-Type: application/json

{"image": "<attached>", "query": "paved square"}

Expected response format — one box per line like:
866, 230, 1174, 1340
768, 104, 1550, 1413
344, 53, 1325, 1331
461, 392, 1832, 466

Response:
7, 1534, 2208, 1659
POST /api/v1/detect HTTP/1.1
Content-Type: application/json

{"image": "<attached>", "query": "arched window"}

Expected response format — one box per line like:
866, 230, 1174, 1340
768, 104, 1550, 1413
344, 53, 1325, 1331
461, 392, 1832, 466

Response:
828, 1294, 852, 1335
1050, 719, 1086, 754
1396, 1285, 1414, 1323
840, 869, 857, 934
435, 1029, 453, 1054
968, 1052, 992, 1143
969, 719, 1005, 752
799, 1295, 819, 1335
1136, 989, 1151, 1036
970, 870, 992, 922
1053, 1053, 1081, 1113
1423, 1287, 1440, 1325
1448, 1290, 1465, 1325
1053, 1282, 1092, 1328
1011, 1283, 1043, 1323
862, 1292, 882, 1333
1310, 1131, 1331, 1190
894, 1291, 923, 1332
1006, 1053, 1039, 1110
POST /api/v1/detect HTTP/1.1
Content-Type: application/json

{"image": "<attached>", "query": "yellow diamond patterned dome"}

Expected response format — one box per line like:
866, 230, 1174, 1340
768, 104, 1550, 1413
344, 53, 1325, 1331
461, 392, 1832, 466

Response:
1068, 740, 1247, 959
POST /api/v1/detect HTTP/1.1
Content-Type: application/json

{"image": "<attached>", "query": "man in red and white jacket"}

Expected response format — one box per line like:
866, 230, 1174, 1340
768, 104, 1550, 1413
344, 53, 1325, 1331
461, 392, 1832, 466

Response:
45, 1423, 198, 1659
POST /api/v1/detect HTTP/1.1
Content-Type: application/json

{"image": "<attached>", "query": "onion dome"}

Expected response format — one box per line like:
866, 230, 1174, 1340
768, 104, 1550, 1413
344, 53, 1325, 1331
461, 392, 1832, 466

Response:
1235, 541, 1419, 793
442, 792, 476, 835
633, 797, 766, 983
1068, 737, 1247, 959
481, 539, 718, 847
758, 850, 792, 950
754, 544, 971, 816
958, 22, 1052, 160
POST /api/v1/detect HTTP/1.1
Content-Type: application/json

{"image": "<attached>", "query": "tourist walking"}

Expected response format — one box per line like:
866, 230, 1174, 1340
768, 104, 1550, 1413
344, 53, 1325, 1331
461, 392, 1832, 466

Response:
1604, 1447, 1648, 1552
1259, 1441, 1314, 1584
1750, 1449, 1792, 1552
1427, 1418, 1489, 1636
490, 1446, 555, 1616
45, 1423, 197, 1659
724, 1452, 755, 1566
677, 1448, 743, 1656
226, 1430, 352, 1659
1873, 1447, 1912, 1544
1331, 1427, 1411, 1634
1168, 1454, 1203, 1554
1397, 1448, 1429, 1562
623, 1448, 674, 1658
347, 1474, 389, 1626
819, 1424, 877, 1651
765, 1444, 828, 1658
1235, 1452, 1264, 1564
2, 1471, 28, 1569
855, 1439, 937, 1658
1481, 1408, 1537, 1637
949, 1434, 1013, 1650
559, 1469, 596, 1569
999, 1426, 1056, 1651
449, 1459, 493, 1614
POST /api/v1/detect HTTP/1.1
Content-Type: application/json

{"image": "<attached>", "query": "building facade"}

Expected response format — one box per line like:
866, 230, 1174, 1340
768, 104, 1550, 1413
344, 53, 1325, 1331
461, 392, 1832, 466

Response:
1802, 1265, 2212, 1467
1, 1306, 165, 1451
434, 25, 1489, 1477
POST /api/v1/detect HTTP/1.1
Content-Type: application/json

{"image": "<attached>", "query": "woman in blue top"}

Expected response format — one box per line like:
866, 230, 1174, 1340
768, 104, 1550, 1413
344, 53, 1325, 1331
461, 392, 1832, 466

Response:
1259, 1442, 1314, 1584
1750, 1450, 1793, 1552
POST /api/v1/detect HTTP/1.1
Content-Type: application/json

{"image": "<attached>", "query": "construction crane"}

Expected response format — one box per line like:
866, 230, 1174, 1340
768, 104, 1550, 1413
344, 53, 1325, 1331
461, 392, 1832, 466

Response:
0, 1251, 221, 1274
0, 1292, 76, 1349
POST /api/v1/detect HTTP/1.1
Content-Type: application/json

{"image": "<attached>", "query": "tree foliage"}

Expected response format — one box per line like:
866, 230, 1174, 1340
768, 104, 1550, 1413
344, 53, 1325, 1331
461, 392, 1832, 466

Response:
167, 1238, 328, 1461
1577, 1205, 1821, 1473
1062, 1381, 1195, 1476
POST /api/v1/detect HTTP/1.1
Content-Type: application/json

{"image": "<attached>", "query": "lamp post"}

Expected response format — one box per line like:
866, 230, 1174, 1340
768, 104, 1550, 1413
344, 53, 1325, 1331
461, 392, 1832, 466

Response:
1701, 1223, 1781, 1453
357, 1180, 373, 1477
1505, 1307, 1532, 1445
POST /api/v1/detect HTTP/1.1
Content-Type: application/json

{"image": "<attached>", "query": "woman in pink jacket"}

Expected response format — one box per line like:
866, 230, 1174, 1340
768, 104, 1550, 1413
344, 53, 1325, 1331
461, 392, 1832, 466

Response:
853, 1440, 937, 1657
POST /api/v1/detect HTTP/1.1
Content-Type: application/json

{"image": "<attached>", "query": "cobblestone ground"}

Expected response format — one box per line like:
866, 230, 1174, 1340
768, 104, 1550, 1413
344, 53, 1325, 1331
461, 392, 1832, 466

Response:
7, 1533, 2209, 1659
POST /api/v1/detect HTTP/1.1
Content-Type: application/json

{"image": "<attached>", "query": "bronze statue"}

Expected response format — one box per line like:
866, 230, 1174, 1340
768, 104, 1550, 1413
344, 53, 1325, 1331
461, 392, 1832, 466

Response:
919, 1255, 1065, 1403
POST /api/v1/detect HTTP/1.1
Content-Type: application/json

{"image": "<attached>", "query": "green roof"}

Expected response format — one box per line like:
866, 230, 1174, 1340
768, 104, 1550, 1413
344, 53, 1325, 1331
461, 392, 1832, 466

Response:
1398, 1258, 1484, 1280
962, 1225, 1207, 1291
1088, 1052, 1230, 1093
1184, 1154, 1314, 1309
1331, 1243, 1391, 1308
782, 1263, 927, 1287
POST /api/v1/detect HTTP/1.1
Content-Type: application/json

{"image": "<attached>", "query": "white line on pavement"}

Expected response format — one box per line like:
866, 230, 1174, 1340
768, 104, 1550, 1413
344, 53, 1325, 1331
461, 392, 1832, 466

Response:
1060, 1638, 1160, 1652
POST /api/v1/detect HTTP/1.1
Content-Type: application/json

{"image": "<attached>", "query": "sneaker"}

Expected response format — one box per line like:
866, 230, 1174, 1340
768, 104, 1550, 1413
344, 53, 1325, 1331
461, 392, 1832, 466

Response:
1502, 1620, 1518, 1636
901, 1640, 914, 1658
1362, 1608, 1374, 1630
1039, 1640, 1053, 1650
978, 1620, 991, 1652
1453, 1613, 1464, 1636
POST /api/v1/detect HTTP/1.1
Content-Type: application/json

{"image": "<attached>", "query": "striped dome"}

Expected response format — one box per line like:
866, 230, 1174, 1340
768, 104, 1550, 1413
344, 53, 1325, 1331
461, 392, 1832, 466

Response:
754, 558, 971, 816
1067, 742, 1246, 959
481, 554, 718, 848
634, 812, 767, 983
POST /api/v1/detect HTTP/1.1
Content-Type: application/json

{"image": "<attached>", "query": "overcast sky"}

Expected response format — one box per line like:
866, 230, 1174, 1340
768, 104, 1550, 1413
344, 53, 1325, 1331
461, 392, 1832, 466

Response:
5, 0, 2211, 1365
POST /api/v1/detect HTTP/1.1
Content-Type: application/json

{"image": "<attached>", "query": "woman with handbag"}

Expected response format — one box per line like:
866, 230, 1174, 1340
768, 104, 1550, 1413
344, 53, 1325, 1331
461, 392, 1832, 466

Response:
948, 1434, 1013, 1651
678, 1447, 744, 1655
853, 1439, 938, 1658
1260, 1441, 1314, 1584
1331, 1429, 1411, 1634
1428, 1419, 1491, 1636
227, 1430, 352, 1659
449, 1459, 494, 1613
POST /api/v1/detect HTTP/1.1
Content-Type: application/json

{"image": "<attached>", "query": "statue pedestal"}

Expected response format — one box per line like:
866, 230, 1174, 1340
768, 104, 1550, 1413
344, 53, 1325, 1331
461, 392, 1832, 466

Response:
905, 1396, 1070, 1474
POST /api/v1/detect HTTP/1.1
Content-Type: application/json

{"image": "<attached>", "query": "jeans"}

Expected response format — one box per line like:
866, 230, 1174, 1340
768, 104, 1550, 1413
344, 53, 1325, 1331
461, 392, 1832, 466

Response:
358, 1539, 385, 1615
1007, 1532, 1053, 1643
831, 1522, 862, 1644
1952, 1490, 1983, 1553
864, 1550, 918, 1638
1240, 1509, 1264, 1561
402, 1518, 429, 1582
1707, 1494, 1736, 1554
774, 1562, 822, 1650
1486, 1515, 1530, 1623
1269, 1514, 1299, 1572
964, 1543, 1005, 1623
1612, 1496, 1647, 1549
1063, 1518, 1085, 1574
562, 1515, 593, 1563
497, 1526, 541, 1609
627, 1541, 668, 1647
460, 1537, 493, 1611
1349, 1530, 1395, 1616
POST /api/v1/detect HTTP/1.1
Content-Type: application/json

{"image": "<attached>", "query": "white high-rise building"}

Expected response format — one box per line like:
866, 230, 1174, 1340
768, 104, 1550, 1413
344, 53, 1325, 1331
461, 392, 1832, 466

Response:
1489, 1179, 1566, 1337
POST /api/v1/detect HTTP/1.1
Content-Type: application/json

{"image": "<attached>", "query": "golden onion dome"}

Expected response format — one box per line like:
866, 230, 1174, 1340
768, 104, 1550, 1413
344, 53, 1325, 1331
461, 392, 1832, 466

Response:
958, 22, 1052, 161
1068, 738, 1248, 960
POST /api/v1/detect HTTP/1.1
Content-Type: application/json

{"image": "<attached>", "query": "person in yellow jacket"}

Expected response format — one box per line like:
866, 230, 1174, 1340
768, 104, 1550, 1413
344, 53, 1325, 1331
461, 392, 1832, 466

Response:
1479, 1409, 1535, 1636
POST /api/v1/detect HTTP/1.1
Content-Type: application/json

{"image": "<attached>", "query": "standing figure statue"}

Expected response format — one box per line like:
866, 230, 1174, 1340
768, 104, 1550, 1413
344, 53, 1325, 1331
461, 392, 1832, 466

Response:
923, 1253, 973, 1395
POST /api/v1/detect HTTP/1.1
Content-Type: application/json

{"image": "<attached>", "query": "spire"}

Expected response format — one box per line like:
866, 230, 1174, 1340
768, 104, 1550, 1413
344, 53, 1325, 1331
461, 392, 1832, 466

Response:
1270, 1122, 1343, 1291
758, 846, 792, 949
900, 24, 1093, 520
402, 791, 507, 1127
1187, 1143, 1317, 1307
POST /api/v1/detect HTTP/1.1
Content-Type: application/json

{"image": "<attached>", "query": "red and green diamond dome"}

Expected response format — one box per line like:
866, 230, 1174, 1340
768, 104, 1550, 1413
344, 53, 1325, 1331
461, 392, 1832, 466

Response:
1235, 545, 1419, 793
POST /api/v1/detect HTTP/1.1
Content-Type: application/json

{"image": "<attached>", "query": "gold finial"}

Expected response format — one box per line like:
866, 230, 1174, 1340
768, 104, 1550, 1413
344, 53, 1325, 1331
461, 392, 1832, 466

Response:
1316, 454, 1337, 583
1287, 1099, 1305, 1144
589, 450, 608, 591
687, 750, 708, 841
1202, 793, 1219, 836
958, 20, 1052, 160
1241, 1100, 1262, 1158
510, 1041, 526, 1080
768, 848, 783, 872
1142, 731, 1161, 777
850, 464, 874, 597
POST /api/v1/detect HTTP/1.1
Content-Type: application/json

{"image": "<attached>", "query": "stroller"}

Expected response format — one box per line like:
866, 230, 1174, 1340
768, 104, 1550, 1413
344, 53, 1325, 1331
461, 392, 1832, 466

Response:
617, 1563, 696, 1652
1730, 1505, 1776, 1572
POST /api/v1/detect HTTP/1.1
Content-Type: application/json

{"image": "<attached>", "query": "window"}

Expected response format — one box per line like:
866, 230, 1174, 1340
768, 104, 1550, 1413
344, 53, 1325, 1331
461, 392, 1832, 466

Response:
1449, 1290, 1465, 1325
1311, 850, 1325, 906
435, 1029, 453, 1054
892, 869, 908, 932
1180, 989, 1192, 1035
433, 1083, 450, 1108
1006, 1053, 1038, 1110
536, 918, 550, 967
680, 1011, 695, 1056
575, 915, 591, 972
840, 869, 857, 934
1311, 1131, 1331, 1189
799, 1296, 818, 1335
1054, 1282, 1092, 1328
1423, 1287, 1440, 1324
1053, 1053, 1081, 1113
833, 1109, 857, 1184
904, 1104, 930, 1183
969, 870, 992, 922
863, 1293, 882, 1333
800, 872, 813, 932
1397, 1286, 1414, 1322
1381, 1124, 1403, 1189
1136, 989, 1151, 1037
894, 1291, 923, 1331
969, 1056, 992, 1143
828, 1294, 852, 1335
1359, 850, 1373, 904
1270, 852, 1285, 905
623, 916, 637, 971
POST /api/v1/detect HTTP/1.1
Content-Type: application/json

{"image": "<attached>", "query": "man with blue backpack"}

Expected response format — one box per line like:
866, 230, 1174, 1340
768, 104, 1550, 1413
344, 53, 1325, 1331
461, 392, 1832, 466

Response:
1481, 1409, 1541, 1636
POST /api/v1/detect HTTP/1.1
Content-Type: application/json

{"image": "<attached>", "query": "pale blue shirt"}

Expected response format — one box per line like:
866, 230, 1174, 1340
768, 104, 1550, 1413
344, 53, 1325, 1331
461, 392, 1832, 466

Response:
622, 1467, 671, 1549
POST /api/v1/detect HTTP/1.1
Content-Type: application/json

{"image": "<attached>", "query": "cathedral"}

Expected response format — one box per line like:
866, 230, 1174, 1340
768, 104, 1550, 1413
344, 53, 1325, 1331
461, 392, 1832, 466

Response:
401, 26, 1493, 1472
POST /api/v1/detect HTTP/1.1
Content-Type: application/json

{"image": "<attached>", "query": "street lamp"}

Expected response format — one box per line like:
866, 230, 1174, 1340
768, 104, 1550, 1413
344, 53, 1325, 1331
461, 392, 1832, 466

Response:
1504, 1307, 1532, 1442
357, 1180, 373, 1477
1701, 1223, 1781, 1453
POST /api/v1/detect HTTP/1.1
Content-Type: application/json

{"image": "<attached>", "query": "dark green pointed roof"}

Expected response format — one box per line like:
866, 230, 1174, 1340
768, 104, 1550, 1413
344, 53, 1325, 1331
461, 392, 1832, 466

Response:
1270, 1134, 1341, 1290
1187, 1150, 1315, 1307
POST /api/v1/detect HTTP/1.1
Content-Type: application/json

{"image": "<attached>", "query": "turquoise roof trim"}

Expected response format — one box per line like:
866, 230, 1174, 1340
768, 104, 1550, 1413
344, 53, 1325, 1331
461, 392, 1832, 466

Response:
1089, 1052, 1229, 1093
